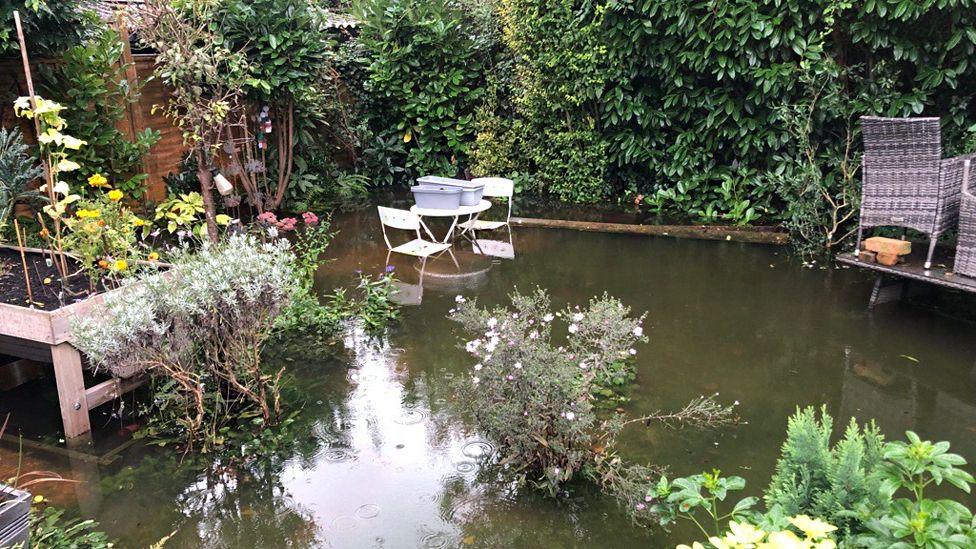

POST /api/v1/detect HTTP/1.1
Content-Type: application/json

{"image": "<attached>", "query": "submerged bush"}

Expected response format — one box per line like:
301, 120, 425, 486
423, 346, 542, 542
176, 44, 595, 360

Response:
450, 289, 736, 499
73, 234, 295, 451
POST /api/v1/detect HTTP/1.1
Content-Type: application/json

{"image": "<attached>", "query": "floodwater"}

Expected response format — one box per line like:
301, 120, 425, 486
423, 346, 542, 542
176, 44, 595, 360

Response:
3, 203, 976, 548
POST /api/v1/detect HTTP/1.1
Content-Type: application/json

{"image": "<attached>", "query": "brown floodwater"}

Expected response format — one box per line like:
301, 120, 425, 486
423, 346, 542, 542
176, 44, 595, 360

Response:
3, 202, 976, 548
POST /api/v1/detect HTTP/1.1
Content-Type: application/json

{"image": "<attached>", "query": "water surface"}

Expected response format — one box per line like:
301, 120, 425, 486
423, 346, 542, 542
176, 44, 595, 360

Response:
3, 205, 976, 548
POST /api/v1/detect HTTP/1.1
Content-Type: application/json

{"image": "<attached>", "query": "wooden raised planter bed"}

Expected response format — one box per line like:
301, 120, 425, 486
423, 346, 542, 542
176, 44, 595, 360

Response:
0, 245, 148, 439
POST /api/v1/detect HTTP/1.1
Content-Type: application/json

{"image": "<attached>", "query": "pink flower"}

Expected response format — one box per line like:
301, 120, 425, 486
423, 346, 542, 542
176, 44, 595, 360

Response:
256, 211, 277, 225
635, 503, 646, 511
277, 217, 298, 231
302, 211, 319, 226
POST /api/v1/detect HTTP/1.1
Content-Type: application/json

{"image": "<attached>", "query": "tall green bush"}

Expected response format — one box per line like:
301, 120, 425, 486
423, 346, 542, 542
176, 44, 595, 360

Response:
354, 0, 487, 180
0, 0, 95, 56
497, 0, 609, 202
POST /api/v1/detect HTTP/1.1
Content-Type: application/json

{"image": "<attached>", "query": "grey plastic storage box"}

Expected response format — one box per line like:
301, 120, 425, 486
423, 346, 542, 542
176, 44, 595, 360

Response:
0, 485, 30, 549
417, 176, 485, 206
411, 184, 462, 210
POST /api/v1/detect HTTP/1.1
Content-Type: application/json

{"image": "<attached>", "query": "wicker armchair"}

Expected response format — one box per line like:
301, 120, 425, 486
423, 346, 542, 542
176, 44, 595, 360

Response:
856, 116, 968, 269
954, 160, 976, 278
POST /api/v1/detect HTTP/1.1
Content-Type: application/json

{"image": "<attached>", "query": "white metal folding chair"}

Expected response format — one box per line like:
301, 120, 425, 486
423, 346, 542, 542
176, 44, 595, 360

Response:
378, 207, 457, 306
378, 206, 454, 259
459, 177, 514, 231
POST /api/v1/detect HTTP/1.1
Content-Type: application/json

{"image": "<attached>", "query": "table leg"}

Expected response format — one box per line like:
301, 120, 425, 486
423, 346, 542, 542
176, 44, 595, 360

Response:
441, 216, 460, 243
458, 213, 482, 241
418, 216, 439, 242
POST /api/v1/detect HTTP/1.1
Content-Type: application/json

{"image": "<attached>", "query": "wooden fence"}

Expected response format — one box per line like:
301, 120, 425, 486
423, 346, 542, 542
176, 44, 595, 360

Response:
0, 53, 184, 202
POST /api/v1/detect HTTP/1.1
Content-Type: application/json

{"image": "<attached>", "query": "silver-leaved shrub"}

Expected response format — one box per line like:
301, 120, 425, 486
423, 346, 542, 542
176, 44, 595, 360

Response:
72, 234, 296, 450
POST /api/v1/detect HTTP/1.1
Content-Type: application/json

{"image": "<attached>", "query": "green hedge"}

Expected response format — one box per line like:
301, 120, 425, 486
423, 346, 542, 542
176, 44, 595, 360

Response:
351, 0, 976, 238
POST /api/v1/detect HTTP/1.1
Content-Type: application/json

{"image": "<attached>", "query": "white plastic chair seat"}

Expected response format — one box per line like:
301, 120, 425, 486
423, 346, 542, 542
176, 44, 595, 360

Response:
473, 239, 515, 259
391, 238, 452, 258
459, 219, 507, 231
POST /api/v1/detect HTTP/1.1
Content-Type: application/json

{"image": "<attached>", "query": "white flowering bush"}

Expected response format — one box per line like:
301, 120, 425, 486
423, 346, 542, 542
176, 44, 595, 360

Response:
451, 289, 735, 498
72, 234, 296, 451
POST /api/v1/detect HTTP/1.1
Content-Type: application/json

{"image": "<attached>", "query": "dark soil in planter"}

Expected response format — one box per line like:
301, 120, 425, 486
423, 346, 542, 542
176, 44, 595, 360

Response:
0, 248, 96, 310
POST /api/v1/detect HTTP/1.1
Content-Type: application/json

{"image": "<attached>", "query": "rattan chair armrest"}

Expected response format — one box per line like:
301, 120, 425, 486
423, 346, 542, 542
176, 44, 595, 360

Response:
940, 153, 975, 194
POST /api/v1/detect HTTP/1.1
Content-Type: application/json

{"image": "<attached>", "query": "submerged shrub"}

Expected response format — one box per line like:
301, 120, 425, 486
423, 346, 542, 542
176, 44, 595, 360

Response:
72, 234, 296, 451
450, 289, 736, 499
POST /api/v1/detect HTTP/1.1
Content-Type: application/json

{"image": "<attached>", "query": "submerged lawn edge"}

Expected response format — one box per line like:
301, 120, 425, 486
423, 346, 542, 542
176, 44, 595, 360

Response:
511, 217, 789, 245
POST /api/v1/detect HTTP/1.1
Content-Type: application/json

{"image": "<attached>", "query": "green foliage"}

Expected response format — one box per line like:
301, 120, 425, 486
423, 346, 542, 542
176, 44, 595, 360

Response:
353, 269, 399, 332
222, 0, 330, 101
0, 127, 44, 233
657, 408, 976, 548
0, 0, 95, 57
495, 0, 609, 202
765, 406, 887, 537
649, 469, 759, 537
856, 431, 976, 548
29, 506, 114, 549
39, 28, 160, 199
354, 0, 487, 179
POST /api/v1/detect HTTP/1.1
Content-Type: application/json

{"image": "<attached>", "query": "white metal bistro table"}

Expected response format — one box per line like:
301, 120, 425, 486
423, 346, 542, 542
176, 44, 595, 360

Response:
410, 200, 492, 244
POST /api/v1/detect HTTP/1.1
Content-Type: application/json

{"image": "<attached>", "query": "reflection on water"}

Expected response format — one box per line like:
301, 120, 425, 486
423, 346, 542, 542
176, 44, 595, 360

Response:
4, 205, 976, 547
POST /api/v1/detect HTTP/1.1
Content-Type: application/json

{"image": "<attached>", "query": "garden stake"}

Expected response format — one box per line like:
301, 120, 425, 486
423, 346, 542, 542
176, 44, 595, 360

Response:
12, 218, 34, 307
14, 10, 70, 283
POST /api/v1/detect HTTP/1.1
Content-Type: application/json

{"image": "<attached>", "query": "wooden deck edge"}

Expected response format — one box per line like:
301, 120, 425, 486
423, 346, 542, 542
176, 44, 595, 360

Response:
510, 217, 789, 245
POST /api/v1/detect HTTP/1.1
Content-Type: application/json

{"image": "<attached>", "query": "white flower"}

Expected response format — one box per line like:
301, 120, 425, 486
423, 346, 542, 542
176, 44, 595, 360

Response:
485, 337, 499, 353
472, 376, 480, 384
628, 348, 637, 355
529, 330, 539, 340
456, 295, 466, 303
466, 339, 482, 353
572, 312, 584, 322
542, 313, 554, 322
474, 363, 483, 371
633, 326, 644, 337
568, 324, 579, 334
487, 317, 497, 328
579, 362, 588, 369
565, 412, 576, 421
513, 362, 522, 369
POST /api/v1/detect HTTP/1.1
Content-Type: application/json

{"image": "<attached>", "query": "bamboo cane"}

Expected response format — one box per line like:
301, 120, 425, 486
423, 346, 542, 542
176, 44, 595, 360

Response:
12, 218, 34, 307
13, 10, 70, 281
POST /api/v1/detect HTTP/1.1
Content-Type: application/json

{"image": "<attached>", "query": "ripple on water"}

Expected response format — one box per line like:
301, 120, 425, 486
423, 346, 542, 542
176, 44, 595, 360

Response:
333, 515, 358, 531
421, 533, 449, 548
393, 409, 428, 425
355, 503, 380, 519
322, 448, 355, 462
461, 440, 495, 459
454, 461, 477, 474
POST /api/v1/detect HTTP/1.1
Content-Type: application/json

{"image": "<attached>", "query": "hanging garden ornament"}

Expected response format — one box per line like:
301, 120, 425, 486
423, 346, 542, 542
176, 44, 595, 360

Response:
258, 105, 272, 134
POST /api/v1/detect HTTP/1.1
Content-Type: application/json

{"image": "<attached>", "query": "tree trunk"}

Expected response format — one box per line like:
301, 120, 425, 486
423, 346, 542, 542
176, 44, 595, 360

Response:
270, 100, 295, 211
195, 149, 219, 243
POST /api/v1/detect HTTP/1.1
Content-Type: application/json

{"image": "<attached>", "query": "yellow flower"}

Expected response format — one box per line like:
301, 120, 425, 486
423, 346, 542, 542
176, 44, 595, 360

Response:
88, 173, 108, 187
33, 495, 45, 504
107, 189, 124, 202
131, 216, 147, 227
147, 252, 159, 261
76, 208, 101, 219
676, 544, 706, 549
757, 530, 807, 549
114, 259, 128, 272
788, 516, 837, 541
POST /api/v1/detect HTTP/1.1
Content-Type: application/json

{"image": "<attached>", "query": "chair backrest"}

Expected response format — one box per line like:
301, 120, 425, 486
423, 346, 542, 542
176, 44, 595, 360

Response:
472, 177, 514, 198
377, 206, 420, 231
377, 206, 422, 251
861, 117, 942, 190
